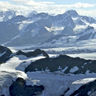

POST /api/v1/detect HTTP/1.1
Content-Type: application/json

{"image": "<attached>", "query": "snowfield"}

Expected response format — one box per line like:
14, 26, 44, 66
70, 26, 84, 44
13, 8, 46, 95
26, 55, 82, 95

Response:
27, 72, 96, 96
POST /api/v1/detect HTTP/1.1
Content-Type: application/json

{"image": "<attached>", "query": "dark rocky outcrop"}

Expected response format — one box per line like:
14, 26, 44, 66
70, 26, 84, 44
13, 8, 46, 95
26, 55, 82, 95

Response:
0, 45, 49, 64
0, 45, 12, 63
9, 77, 44, 96
25, 55, 96, 74
16, 49, 49, 58
70, 80, 96, 96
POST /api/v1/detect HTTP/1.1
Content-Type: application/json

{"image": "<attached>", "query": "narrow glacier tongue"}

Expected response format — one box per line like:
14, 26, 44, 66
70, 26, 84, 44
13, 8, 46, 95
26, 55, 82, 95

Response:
0, 56, 22, 70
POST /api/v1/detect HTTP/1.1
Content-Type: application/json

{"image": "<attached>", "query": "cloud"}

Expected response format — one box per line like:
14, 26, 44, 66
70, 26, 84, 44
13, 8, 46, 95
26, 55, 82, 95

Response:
51, 2, 95, 9
11, 0, 55, 5
11, 0, 26, 2
11, 0, 95, 9
0, 1, 29, 15
77, 9, 96, 17
0, 1, 12, 11
69, 2, 95, 8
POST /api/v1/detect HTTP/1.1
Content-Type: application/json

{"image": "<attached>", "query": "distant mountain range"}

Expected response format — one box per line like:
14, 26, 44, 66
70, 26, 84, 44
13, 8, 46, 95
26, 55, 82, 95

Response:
0, 10, 96, 47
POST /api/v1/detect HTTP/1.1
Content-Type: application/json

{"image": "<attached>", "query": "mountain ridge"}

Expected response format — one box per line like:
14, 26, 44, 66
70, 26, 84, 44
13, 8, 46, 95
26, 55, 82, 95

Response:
0, 10, 96, 47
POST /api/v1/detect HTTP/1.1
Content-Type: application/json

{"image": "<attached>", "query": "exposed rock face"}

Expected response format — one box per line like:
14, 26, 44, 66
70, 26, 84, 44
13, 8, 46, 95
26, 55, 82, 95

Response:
9, 77, 44, 96
25, 55, 96, 74
16, 49, 49, 58
0, 45, 12, 63
70, 80, 96, 96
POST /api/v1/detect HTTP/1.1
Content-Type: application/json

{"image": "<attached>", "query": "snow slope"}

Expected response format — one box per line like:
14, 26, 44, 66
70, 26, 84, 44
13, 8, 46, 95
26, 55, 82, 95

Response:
27, 72, 96, 96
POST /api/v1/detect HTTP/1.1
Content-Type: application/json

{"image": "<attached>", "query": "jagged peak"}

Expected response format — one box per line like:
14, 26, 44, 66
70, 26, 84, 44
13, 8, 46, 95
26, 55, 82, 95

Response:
64, 10, 79, 17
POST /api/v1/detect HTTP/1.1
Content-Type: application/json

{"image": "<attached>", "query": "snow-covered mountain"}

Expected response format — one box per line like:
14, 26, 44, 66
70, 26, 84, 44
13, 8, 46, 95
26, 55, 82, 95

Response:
0, 9, 96, 48
1, 9, 96, 96
0, 45, 96, 96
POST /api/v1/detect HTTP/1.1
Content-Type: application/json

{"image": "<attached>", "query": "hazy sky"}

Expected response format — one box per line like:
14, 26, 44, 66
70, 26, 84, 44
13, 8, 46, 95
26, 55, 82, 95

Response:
0, 0, 96, 16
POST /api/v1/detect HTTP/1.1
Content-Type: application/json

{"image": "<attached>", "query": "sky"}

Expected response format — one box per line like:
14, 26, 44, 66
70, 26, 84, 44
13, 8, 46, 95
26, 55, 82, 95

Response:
0, 0, 96, 17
